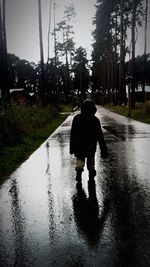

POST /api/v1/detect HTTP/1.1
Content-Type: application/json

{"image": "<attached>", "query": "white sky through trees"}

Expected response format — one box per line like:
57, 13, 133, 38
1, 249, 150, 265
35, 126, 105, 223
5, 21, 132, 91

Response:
5, 0, 150, 64
6, 0, 97, 63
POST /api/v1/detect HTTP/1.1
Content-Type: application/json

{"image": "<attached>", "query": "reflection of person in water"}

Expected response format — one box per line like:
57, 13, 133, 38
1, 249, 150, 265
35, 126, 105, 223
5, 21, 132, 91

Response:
72, 180, 110, 247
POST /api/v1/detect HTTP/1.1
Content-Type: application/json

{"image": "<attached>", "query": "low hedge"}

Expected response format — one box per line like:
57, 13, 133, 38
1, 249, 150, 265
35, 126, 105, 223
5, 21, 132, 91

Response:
0, 104, 59, 147
0, 104, 73, 181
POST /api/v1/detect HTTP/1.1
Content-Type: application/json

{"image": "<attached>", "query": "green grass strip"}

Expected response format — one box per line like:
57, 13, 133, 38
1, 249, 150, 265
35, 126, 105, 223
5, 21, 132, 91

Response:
0, 113, 69, 183
103, 102, 150, 124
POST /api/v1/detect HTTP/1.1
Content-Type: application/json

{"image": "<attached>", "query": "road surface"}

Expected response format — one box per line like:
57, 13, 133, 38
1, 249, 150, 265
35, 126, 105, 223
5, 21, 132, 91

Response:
0, 106, 150, 267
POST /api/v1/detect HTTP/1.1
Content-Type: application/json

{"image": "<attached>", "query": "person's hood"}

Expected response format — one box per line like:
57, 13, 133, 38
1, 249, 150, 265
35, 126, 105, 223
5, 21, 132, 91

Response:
81, 100, 97, 116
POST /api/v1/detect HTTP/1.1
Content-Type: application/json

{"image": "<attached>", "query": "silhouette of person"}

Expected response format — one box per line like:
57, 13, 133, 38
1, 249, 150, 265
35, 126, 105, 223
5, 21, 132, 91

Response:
70, 100, 108, 182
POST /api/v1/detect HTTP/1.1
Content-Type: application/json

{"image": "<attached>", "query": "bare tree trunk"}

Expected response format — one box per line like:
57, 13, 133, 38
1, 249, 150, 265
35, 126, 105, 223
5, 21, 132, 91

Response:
79, 60, 82, 101
0, 2, 3, 90
111, 51, 114, 104
119, 0, 124, 106
114, 9, 118, 104
3, 0, 9, 97
53, 0, 57, 68
47, 0, 52, 62
38, 0, 45, 105
143, 0, 148, 94
107, 52, 110, 103
131, 0, 137, 108
53, 0, 59, 100
46, 0, 53, 101
0, 0, 9, 102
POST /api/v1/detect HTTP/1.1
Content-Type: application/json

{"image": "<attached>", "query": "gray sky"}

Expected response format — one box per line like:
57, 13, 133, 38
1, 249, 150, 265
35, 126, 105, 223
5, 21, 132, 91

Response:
5, 0, 150, 64
6, 0, 97, 63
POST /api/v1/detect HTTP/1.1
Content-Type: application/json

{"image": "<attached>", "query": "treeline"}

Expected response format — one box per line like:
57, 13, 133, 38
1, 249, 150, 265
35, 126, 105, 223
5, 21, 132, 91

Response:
92, 0, 149, 106
5, 52, 150, 101
0, 2, 90, 106
4, 46, 90, 105
0, 0, 149, 107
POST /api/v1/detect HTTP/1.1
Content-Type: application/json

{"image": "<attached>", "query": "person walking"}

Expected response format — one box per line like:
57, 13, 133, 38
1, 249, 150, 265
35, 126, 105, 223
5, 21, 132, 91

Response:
70, 100, 108, 182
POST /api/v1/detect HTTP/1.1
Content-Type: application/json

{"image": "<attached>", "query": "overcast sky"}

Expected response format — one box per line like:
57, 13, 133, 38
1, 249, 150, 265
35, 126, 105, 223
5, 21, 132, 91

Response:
5, 0, 97, 63
5, 0, 150, 64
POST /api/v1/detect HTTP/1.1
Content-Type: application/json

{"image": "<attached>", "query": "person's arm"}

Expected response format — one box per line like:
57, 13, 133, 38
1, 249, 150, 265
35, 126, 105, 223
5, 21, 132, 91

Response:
97, 119, 108, 158
70, 116, 77, 154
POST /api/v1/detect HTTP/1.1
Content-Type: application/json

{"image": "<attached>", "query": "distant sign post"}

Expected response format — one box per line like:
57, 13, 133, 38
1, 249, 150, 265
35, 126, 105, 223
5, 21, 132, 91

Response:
126, 76, 132, 117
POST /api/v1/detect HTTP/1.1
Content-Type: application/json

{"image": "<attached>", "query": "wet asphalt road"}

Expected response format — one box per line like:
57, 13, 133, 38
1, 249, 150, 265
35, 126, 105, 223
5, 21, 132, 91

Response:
0, 106, 150, 267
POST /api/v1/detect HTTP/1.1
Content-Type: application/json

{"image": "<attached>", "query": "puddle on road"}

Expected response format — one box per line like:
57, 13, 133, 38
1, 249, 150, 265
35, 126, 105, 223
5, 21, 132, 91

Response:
103, 124, 150, 141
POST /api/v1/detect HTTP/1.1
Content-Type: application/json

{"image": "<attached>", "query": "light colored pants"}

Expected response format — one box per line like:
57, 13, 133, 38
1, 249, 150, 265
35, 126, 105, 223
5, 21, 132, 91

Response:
76, 156, 95, 171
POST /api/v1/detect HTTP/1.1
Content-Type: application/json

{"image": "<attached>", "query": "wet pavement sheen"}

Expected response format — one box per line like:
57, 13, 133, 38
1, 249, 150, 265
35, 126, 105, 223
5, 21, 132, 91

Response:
0, 106, 150, 267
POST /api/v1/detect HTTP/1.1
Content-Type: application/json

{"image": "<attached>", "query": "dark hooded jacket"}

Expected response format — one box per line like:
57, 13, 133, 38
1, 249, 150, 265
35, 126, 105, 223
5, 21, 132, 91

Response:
70, 100, 108, 158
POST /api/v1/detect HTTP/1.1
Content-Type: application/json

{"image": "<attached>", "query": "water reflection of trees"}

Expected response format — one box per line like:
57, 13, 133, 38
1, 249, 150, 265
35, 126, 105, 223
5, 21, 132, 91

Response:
45, 140, 55, 245
104, 140, 150, 267
9, 179, 33, 266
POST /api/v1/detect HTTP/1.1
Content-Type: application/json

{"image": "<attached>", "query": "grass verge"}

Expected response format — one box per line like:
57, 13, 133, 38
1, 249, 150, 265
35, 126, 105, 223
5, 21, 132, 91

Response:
0, 111, 71, 183
103, 101, 150, 124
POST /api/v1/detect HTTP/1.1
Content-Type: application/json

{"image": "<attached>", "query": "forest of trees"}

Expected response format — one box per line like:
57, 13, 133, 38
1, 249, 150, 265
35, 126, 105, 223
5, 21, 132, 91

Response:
0, 0, 150, 107
92, 0, 150, 106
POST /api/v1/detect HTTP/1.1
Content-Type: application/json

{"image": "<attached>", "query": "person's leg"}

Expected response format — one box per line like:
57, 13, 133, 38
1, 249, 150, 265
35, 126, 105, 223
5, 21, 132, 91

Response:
75, 158, 85, 181
87, 155, 96, 180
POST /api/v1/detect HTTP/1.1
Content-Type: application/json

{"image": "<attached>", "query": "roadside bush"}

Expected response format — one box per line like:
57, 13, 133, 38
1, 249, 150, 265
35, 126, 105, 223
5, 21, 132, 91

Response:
144, 101, 150, 115
0, 104, 59, 147
0, 110, 25, 145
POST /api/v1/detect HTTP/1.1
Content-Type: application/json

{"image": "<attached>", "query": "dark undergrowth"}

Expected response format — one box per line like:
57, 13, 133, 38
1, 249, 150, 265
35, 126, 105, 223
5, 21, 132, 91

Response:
0, 104, 73, 183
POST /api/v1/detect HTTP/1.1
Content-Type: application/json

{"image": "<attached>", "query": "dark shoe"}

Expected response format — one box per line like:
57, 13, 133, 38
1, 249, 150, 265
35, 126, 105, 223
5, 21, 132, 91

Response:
76, 169, 83, 182
89, 169, 96, 180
